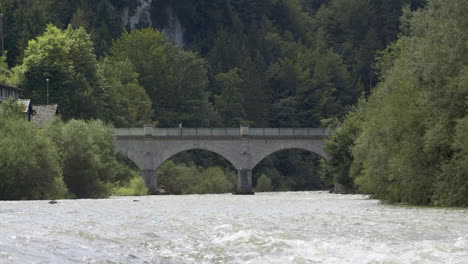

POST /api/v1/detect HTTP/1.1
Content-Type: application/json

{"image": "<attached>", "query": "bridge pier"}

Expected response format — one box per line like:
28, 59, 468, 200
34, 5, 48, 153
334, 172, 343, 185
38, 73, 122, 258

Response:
235, 169, 254, 195
142, 170, 158, 195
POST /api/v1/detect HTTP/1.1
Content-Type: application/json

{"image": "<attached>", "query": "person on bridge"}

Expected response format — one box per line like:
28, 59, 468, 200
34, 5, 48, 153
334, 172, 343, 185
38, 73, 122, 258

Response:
179, 122, 183, 129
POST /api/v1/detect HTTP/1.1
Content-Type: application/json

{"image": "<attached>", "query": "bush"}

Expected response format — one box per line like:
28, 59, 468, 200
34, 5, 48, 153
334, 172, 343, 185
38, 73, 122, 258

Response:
158, 161, 199, 194
255, 174, 273, 192
159, 161, 236, 194
321, 102, 364, 190
0, 114, 67, 200
112, 176, 148, 196
432, 117, 468, 206
47, 119, 120, 198
189, 167, 234, 194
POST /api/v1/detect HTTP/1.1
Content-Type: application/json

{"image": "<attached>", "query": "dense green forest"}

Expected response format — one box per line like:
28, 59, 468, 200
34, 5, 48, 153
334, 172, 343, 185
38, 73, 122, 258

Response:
0, 0, 466, 205
323, 0, 468, 206
1, 0, 425, 126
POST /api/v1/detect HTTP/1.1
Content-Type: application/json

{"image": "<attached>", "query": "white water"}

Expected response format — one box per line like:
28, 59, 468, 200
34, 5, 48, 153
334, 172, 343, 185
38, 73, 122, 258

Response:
0, 192, 467, 263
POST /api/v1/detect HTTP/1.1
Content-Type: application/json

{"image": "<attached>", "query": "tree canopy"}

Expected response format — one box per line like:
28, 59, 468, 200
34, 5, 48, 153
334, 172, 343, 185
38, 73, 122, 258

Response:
3, 0, 468, 205
326, 0, 468, 206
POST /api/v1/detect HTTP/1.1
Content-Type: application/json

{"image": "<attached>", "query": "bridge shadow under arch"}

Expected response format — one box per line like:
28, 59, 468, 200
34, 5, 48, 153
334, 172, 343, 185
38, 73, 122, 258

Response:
164, 149, 237, 169
157, 149, 238, 194
252, 148, 325, 191
156, 147, 238, 172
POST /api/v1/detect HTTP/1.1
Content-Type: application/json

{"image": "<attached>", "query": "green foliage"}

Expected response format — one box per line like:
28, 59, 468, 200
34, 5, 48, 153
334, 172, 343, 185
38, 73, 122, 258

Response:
46, 119, 120, 198
0, 52, 11, 84
255, 174, 273, 192
0, 0, 415, 130
0, 0, 425, 129
11, 0, 468, 203
295, 45, 356, 126
98, 57, 153, 127
0, 112, 141, 200
350, 0, 468, 206
0, 113, 67, 200
0, 0, 52, 65
321, 100, 365, 189
158, 161, 235, 194
112, 176, 148, 196
157, 161, 199, 195
213, 68, 246, 126
0, 97, 22, 117
190, 167, 235, 194
270, 97, 300, 127
109, 28, 213, 127
0, 51, 19, 86
254, 150, 324, 191
254, 163, 291, 191
0, 0, 123, 65
431, 69, 468, 206
312, 0, 417, 91
16, 24, 105, 120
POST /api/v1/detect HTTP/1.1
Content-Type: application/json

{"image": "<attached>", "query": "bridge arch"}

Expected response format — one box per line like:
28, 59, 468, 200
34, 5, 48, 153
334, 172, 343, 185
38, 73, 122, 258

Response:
152, 147, 239, 172
248, 140, 329, 170
148, 140, 256, 171
251, 147, 327, 191
251, 147, 328, 170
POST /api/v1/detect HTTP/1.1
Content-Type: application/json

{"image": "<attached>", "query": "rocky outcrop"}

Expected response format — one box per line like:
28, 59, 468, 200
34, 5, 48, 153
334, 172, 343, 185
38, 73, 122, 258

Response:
121, 0, 185, 48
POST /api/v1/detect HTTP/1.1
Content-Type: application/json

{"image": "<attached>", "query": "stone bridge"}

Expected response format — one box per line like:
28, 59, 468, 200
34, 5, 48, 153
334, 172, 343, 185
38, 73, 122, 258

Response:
115, 126, 333, 194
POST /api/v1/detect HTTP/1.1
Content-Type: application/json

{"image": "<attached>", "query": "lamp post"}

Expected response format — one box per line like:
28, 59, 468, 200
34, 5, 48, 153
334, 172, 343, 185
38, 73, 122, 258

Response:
0, 13, 4, 53
46, 78, 49, 104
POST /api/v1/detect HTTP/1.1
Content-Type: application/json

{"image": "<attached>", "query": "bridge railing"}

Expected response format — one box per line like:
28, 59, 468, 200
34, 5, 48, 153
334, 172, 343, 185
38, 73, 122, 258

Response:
115, 127, 333, 137
154, 128, 241, 136
249, 128, 332, 136
115, 128, 146, 136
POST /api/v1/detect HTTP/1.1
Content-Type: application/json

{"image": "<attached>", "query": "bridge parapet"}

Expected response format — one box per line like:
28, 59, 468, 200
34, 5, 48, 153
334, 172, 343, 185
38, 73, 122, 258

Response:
115, 127, 333, 138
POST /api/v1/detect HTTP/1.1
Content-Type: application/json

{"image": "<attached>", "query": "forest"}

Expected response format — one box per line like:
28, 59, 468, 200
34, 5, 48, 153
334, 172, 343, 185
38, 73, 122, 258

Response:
0, 0, 466, 205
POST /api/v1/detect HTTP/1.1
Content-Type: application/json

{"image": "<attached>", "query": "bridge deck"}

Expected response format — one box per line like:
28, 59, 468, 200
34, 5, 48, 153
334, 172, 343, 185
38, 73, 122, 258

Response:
115, 128, 333, 138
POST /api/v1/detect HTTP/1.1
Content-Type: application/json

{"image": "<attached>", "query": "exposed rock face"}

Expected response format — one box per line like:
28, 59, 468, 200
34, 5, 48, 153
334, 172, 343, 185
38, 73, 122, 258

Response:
122, 0, 153, 29
121, 0, 185, 48
163, 6, 185, 48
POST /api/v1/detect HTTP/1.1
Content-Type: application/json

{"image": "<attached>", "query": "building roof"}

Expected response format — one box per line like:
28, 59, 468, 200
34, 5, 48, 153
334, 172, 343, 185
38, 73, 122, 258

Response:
16, 99, 31, 113
0, 83, 22, 92
31, 104, 58, 127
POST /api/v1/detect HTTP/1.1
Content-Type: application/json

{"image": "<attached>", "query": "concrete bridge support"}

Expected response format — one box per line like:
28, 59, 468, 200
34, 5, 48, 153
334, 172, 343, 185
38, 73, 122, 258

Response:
142, 170, 157, 194
236, 169, 253, 194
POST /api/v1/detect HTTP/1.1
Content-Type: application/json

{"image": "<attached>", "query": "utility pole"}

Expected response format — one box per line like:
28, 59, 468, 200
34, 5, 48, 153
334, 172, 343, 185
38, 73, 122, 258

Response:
46, 78, 49, 104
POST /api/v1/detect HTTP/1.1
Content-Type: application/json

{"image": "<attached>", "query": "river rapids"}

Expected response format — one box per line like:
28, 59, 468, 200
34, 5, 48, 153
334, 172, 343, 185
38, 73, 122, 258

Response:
0, 192, 467, 263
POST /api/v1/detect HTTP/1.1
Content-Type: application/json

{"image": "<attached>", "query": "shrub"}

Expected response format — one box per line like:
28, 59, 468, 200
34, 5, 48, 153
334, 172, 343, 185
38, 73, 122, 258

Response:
0, 115, 67, 200
112, 176, 148, 196
255, 174, 273, 192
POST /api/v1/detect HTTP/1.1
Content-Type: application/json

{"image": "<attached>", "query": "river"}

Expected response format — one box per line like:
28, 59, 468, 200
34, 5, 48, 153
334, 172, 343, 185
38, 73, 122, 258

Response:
0, 192, 467, 263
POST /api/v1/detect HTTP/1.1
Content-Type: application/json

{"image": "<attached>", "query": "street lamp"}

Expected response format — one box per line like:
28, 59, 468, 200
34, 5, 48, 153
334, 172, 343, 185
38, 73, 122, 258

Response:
0, 13, 4, 53
46, 78, 49, 104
